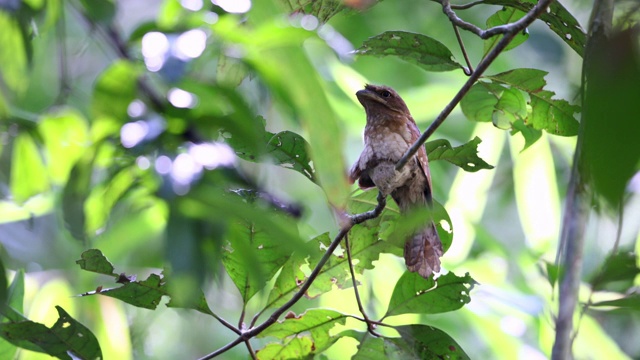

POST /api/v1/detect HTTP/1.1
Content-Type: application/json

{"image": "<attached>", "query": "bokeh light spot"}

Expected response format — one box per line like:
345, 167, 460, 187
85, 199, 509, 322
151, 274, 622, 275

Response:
212, 0, 251, 13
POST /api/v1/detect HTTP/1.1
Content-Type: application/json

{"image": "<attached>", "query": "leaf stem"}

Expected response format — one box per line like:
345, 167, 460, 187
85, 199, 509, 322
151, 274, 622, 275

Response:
345, 233, 381, 337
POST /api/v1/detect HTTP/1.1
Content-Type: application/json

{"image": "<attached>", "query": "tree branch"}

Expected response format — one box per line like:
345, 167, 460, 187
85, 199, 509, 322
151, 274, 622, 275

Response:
197, 193, 388, 359
551, 0, 612, 357
395, 0, 553, 170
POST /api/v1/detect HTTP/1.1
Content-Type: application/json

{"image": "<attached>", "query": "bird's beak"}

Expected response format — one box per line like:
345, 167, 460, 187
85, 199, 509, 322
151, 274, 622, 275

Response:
356, 88, 386, 105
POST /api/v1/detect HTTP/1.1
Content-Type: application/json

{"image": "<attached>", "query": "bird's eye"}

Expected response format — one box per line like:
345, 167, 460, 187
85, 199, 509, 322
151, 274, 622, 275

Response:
381, 90, 391, 98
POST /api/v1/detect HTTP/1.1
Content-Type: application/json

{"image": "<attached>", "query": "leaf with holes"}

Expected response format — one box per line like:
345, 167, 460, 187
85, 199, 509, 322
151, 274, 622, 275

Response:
386, 271, 475, 316
258, 309, 348, 354
282, 0, 347, 23
267, 131, 316, 182
486, 70, 580, 135
347, 326, 470, 359
482, 0, 585, 56
0, 306, 102, 360
426, 137, 494, 172
222, 215, 294, 303
357, 31, 463, 72
484, 7, 529, 57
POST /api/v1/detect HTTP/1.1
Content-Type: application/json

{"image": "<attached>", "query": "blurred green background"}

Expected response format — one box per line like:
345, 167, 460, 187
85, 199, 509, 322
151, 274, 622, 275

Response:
1, 0, 639, 359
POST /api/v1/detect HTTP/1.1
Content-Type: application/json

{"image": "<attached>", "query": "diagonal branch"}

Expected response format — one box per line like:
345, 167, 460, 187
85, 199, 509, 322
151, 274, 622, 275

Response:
395, 0, 554, 170
197, 194, 388, 360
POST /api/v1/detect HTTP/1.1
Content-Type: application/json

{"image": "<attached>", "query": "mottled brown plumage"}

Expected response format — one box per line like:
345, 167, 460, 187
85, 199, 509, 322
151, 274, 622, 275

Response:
349, 84, 442, 279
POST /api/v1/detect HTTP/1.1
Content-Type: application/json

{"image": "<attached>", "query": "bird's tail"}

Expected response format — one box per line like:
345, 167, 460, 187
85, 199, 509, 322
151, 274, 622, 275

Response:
404, 222, 443, 279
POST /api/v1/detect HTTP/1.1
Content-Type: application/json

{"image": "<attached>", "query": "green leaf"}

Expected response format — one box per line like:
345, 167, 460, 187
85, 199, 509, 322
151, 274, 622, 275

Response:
460, 82, 506, 122
590, 251, 640, 291
76, 249, 117, 277
482, 0, 585, 56
395, 325, 470, 359
98, 273, 166, 310
484, 8, 529, 57
0, 13, 29, 94
426, 137, 494, 172
216, 54, 248, 87
591, 294, 640, 311
386, 271, 475, 316
282, 0, 346, 23
510, 119, 542, 151
583, 29, 640, 207
258, 309, 347, 354
264, 229, 396, 310
357, 31, 463, 72
78, 0, 116, 24
0, 306, 102, 360
256, 336, 313, 360
10, 133, 50, 203
487, 69, 580, 136
266, 131, 316, 182
92, 60, 141, 121
62, 151, 96, 242
38, 109, 90, 184
350, 326, 469, 360
222, 214, 294, 303
492, 87, 527, 129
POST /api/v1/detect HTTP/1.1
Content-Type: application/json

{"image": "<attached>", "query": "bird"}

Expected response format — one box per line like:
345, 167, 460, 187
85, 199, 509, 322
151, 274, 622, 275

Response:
349, 84, 442, 279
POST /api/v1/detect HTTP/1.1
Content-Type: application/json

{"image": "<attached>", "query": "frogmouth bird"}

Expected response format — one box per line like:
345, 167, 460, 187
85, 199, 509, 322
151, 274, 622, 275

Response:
349, 84, 443, 279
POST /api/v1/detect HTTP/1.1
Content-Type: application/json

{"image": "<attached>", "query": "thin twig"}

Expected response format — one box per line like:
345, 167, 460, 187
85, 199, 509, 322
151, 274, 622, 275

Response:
396, 0, 553, 170
211, 312, 242, 335
344, 233, 381, 337
450, 0, 485, 10
245, 340, 257, 360
451, 23, 474, 75
197, 194, 388, 359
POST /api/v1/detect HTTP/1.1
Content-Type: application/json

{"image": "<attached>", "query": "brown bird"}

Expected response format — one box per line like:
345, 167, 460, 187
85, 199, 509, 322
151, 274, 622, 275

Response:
349, 84, 442, 279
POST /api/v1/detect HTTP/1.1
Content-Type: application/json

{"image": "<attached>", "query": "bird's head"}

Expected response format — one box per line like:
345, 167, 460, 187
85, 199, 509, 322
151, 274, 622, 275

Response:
356, 84, 411, 122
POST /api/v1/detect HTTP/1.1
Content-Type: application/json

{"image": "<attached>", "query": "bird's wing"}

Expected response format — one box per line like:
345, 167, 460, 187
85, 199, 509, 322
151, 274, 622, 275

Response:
406, 119, 433, 203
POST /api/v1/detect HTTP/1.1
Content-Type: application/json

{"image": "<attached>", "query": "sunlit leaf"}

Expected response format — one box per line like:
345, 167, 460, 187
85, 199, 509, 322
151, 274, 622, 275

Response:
426, 137, 494, 172
256, 336, 313, 360
222, 213, 294, 303
92, 60, 141, 122
38, 109, 90, 184
0, 13, 29, 94
482, 0, 585, 56
386, 271, 474, 316
258, 309, 347, 354
263, 229, 395, 310
483, 7, 529, 57
10, 133, 50, 203
357, 31, 463, 72
216, 54, 248, 87
0, 306, 102, 360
